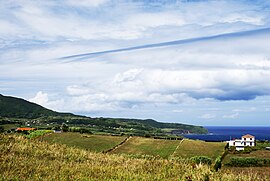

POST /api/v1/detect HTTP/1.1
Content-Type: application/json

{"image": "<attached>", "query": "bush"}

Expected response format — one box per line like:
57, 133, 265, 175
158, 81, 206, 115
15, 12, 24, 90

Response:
226, 157, 270, 167
190, 156, 212, 165
26, 130, 53, 139
61, 123, 69, 132
0, 126, 4, 133
213, 156, 222, 171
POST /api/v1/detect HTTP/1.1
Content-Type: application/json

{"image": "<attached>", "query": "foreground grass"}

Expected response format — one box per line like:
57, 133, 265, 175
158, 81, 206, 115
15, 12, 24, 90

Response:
173, 139, 226, 160
41, 132, 127, 152
223, 167, 270, 179
1, 134, 268, 181
111, 136, 179, 158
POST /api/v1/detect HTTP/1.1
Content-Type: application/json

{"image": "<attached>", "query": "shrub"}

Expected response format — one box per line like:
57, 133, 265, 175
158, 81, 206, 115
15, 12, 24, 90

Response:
61, 123, 69, 132
26, 130, 53, 139
226, 157, 270, 167
0, 126, 4, 133
213, 156, 222, 171
190, 156, 212, 165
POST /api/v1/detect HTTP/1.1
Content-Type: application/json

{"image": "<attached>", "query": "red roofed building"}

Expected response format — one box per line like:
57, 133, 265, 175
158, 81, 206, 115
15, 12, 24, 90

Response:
16, 127, 37, 132
228, 134, 255, 151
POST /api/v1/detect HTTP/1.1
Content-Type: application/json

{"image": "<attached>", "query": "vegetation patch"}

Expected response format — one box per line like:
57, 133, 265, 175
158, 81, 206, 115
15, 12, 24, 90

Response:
173, 139, 226, 160
190, 156, 212, 165
111, 136, 179, 158
26, 130, 54, 139
225, 157, 270, 167
41, 132, 127, 152
223, 150, 270, 166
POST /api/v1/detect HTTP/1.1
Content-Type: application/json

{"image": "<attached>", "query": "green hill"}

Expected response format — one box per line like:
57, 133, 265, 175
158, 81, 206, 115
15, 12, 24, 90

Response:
0, 94, 72, 118
0, 94, 207, 134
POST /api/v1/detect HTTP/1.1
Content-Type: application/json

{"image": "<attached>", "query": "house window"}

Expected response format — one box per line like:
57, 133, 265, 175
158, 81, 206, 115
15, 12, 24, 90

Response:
233, 142, 235, 146
244, 138, 246, 140
244, 142, 246, 146
250, 138, 252, 140
250, 142, 252, 146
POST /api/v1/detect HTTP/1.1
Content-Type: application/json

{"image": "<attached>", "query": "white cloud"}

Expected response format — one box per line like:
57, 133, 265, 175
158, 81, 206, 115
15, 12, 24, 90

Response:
29, 91, 48, 106
172, 109, 184, 113
232, 107, 257, 112
223, 113, 239, 119
222, 13, 264, 25
29, 91, 65, 112
66, 0, 109, 8
199, 113, 216, 119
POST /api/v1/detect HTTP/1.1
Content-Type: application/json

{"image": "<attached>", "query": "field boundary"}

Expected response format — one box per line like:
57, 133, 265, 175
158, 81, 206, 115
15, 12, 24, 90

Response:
103, 136, 131, 153
171, 139, 185, 157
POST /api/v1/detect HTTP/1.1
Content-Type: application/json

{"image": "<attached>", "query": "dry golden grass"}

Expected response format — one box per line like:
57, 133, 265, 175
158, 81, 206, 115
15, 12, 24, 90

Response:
0, 134, 268, 181
223, 167, 270, 180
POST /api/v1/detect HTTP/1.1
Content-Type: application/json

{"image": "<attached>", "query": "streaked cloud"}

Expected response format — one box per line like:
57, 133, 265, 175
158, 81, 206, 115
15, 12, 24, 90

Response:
1, 0, 270, 125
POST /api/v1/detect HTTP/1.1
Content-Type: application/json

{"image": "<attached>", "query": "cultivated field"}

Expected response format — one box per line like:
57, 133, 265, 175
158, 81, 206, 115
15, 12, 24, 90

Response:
173, 139, 226, 159
223, 150, 270, 165
1, 134, 267, 181
41, 132, 127, 152
110, 136, 180, 158
41, 133, 226, 159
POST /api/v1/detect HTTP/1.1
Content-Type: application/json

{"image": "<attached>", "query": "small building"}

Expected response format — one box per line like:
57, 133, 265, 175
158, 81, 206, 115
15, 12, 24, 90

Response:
228, 134, 255, 151
54, 130, 62, 133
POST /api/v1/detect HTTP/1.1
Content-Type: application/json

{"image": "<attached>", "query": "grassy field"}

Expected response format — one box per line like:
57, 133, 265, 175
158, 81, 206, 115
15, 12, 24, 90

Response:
173, 139, 226, 160
0, 124, 20, 130
223, 150, 270, 164
41, 132, 127, 152
1, 134, 268, 181
111, 136, 180, 158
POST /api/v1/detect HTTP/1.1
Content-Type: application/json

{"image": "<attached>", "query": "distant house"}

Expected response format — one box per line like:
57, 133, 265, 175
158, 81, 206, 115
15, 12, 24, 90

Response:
16, 127, 37, 132
54, 130, 62, 133
228, 134, 255, 151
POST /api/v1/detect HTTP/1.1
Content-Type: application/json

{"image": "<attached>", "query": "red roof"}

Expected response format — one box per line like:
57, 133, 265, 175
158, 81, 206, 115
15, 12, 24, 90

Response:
242, 134, 255, 138
16, 128, 36, 131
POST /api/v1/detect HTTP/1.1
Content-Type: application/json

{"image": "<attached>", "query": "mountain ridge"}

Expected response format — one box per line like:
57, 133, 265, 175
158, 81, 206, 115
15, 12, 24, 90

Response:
0, 94, 208, 134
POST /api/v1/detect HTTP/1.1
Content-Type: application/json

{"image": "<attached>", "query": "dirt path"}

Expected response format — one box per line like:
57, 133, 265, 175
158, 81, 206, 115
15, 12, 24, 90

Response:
171, 139, 185, 157
103, 136, 132, 153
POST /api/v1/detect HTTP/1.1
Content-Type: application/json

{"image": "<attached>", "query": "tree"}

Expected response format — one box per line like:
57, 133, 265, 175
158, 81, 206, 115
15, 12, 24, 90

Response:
61, 123, 69, 132
0, 126, 4, 133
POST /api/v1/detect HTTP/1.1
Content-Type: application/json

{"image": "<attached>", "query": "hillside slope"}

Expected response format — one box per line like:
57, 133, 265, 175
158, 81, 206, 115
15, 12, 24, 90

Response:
0, 94, 72, 118
0, 94, 207, 134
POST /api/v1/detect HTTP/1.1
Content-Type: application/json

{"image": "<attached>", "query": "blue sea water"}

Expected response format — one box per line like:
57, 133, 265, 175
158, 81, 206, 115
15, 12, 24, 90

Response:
184, 126, 270, 141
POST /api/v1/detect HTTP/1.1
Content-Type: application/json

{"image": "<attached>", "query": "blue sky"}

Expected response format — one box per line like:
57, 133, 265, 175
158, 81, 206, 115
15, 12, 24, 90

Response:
1, 0, 270, 126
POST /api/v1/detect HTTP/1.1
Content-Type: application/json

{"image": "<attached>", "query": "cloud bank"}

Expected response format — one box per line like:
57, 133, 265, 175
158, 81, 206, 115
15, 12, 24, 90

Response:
1, 0, 270, 125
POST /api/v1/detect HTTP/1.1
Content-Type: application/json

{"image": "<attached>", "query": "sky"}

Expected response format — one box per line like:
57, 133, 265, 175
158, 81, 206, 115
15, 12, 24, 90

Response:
1, 0, 270, 126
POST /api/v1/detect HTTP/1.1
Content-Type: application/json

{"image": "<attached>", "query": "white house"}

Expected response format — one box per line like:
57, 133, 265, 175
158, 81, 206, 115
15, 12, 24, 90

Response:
228, 134, 255, 151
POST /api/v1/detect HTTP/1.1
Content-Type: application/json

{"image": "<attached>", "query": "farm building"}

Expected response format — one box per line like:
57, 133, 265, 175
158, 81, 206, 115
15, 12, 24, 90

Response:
16, 127, 37, 132
228, 134, 255, 151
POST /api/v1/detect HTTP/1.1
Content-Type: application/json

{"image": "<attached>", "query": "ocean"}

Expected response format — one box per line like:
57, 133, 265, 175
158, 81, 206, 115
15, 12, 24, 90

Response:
184, 126, 270, 141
